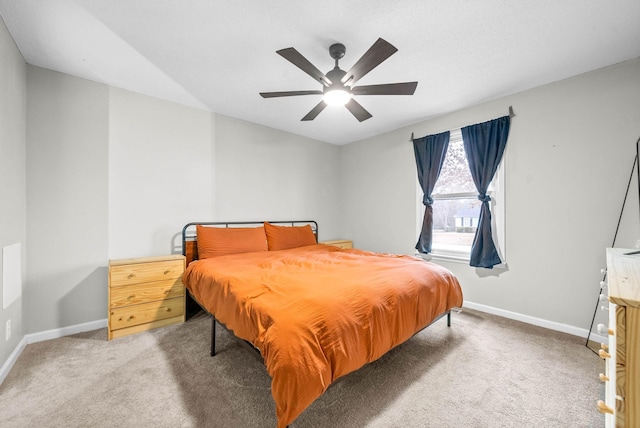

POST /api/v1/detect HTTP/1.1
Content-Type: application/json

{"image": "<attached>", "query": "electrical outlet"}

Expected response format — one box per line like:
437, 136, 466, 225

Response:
5, 319, 11, 341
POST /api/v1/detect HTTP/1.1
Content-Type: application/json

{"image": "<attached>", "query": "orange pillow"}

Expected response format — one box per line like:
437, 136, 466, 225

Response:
196, 225, 267, 259
264, 222, 317, 251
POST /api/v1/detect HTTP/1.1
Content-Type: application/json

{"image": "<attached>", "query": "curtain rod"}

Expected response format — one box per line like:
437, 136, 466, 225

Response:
410, 106, 515, 142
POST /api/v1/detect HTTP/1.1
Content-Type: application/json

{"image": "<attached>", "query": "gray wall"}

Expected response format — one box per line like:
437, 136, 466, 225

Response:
214, 115, 342, 241
26, 66, 109, 334
339, 131, 417, 254
106, 89, 341, 259
108, 87, 215, 259
19, 66, 340, 345
340, 58, 640, 331
0, 16, 26, 368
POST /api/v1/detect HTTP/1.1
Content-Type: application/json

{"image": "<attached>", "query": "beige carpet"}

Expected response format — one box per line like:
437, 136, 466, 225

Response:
0, 308, 604, 427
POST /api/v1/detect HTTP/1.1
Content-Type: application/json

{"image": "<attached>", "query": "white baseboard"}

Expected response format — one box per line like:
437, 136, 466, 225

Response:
463, 301, 608, 344
0, 318, 107, 385
25, 318, 107, 345
0, 336, 27, 385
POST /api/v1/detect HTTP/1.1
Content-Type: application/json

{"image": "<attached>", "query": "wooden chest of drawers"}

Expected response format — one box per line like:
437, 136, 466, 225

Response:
598, 248, 640, 427
320, 239, 353, 249
108, 254, 186, 340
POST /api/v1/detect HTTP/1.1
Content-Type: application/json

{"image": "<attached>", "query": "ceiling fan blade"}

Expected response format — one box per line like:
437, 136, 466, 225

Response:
260, 90, 323, 98
301, 101, 328, 121
344, 99, 373, 122
341, 38, 398, 86
277, 47, 332, 87
351, 82, 418, 96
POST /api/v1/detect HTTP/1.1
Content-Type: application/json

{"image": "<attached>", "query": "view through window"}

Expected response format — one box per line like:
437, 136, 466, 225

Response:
430, 129, 482, 257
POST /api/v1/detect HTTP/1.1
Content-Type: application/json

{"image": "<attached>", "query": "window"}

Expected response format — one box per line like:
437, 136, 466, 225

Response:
416, 129, 506, 264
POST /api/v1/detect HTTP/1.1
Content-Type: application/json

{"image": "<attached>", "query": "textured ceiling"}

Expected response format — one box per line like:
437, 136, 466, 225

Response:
1, 1, 639, 145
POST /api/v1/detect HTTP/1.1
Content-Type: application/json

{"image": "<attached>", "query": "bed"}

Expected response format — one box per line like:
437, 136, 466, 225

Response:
181, 221, 463, 428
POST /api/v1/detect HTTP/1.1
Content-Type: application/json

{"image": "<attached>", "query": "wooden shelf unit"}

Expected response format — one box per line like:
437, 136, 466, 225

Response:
599, 248, 640, 427
108, 254, 186, 340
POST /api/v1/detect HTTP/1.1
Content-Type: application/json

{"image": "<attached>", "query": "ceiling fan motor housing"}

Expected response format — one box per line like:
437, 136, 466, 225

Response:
329, 43, 346, 60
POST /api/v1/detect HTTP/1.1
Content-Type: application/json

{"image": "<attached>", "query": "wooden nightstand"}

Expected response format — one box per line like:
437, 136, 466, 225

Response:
320, 239, 353, 249
108, 254, 186, 340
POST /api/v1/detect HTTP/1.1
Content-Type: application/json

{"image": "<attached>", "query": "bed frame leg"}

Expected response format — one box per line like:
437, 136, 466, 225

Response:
447, 311, 451, 327
211, 316, 216, 356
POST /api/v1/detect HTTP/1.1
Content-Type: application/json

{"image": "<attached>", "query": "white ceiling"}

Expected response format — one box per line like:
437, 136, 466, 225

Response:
1, 1, 639, 145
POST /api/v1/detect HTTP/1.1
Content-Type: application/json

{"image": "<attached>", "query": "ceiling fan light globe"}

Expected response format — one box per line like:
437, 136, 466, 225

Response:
324, 89, 351, 106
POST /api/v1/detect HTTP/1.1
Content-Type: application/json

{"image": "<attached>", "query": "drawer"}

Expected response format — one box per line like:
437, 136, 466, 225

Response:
110, 259, 184, 287
110, 278, 184, 309
109, 297, 184, 330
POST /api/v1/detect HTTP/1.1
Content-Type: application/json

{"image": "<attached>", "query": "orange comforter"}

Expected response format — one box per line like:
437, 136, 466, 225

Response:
183, 244, 463, 427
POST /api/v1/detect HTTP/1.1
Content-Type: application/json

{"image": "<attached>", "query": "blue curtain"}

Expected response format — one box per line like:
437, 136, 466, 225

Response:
461, 116, 510, 268
413, 131, 450, 253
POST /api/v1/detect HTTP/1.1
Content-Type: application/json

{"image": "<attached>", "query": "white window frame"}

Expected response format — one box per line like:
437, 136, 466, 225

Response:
415, 131, 507, 268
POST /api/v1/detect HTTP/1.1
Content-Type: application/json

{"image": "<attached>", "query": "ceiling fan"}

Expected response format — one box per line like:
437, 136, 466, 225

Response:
259, 38, 418, 122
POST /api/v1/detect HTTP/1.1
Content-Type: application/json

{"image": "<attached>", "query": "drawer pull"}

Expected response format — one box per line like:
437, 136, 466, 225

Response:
598, 349, 611, 359
599, 373, 609, 382
127, 273, 135, 279
127, 316, 135, 322
600, 343, 609, 351
166, 308, 171, 312
597, 400, 614, 414
164, 270, 170, 275
127, 295, 135, 300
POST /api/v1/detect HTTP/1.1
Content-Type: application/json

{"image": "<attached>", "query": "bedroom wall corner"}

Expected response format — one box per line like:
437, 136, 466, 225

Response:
0, 14, 27, 374
25, 66, 109, 334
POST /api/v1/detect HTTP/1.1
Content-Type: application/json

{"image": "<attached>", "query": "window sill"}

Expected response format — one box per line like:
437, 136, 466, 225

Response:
416, 251, 469, 264
416, 251, 508, 269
